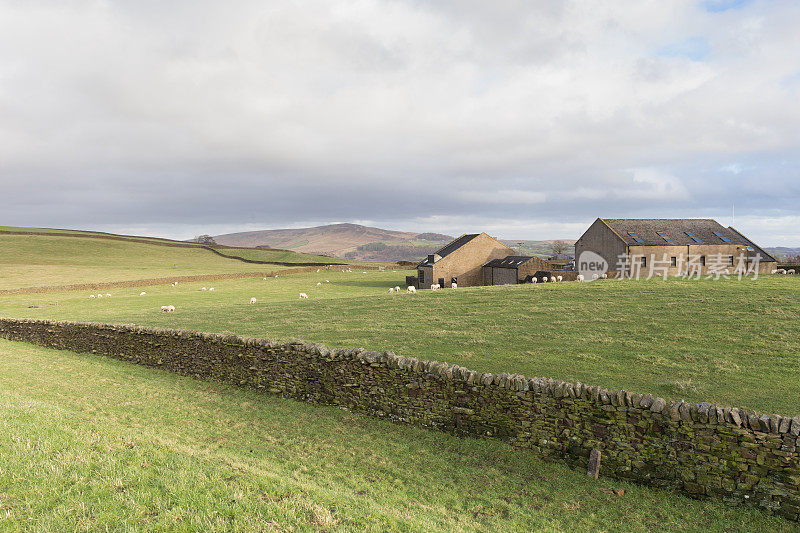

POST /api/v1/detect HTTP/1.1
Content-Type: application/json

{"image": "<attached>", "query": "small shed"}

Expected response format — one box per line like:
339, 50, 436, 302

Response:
482, 255, 550, 285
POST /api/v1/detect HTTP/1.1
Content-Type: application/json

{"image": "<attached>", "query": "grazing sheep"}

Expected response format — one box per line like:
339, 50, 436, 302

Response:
106, 293, 112, 297
161, 305, 175, 313
325, 280, 330, 283
577, 274, 585, 282
316, 269, 320, 272
451, 282, 457, 289
89, 294, 96, 298
317, 282, 321, 286
394, 286, 401, 292
531, 277, 537, 284
388, 288, 394, 293
557, 275, 563, 282
407, 286, 416, 293
789, 269, 797, 275
97, 294, 103, 298
591, 274, 598, 281
771, 270, 778, 274
139, 292, 146, 296
201, 287, 207, 291
209, 287, 214, 291
778, 269, 786, 274
430, 284, 440, 290
601, 273, 608, 279
263, 277, 267, 280
549, 277, 556, 283
299, 293, 309, 299
250, 297, 257, 304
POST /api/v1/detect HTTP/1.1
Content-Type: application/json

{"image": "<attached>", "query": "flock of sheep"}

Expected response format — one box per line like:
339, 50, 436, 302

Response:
772, 268, 796, 274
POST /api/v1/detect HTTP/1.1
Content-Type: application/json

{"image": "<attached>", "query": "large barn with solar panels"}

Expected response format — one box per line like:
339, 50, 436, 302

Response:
575, 218, 776, 277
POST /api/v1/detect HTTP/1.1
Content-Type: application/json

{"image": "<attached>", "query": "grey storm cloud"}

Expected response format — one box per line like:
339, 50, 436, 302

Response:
1, 0, 799, 243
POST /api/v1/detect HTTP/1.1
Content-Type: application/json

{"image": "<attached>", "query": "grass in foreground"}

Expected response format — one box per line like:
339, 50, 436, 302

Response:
0, 339, 792, 531
3, 271, 799, 416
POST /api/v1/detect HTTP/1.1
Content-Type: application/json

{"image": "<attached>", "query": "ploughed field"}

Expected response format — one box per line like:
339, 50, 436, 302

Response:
0, 339, 791, 531
3, 270, 799, 416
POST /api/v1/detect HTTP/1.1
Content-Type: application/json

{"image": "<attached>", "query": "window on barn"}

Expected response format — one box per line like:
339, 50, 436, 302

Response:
418, 270, 425, 284
700, 256, 706, 266
671, 256, 677, 267
641, 256, 647, 267
728, 256, 735, 266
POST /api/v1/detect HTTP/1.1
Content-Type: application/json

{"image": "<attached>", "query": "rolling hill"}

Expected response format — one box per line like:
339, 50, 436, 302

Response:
214, 223, 576, 261
214, 223, 422, 255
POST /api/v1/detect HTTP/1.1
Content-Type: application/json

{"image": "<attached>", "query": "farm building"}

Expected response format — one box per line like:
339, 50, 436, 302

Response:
416, 233, 513, 288
575, 218, 776, 277
482, 255, 551, 285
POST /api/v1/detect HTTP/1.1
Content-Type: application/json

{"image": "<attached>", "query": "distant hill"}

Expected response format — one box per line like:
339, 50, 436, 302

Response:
213, 223, 419, 256
214, 223, 576, 261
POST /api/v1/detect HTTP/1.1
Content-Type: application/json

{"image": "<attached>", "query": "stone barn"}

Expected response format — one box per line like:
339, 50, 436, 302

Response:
416, 233, 512, 288
575, 218, 776, 277
482, 255, 551, 285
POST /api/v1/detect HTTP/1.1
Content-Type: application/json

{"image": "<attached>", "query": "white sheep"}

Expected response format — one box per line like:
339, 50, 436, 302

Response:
601, 273, 608, 279
97, 294, 103, 298
771, 270, 778, 274
299, 292, 309, 299
591, 273, 598, 281
407, 286, 417, 293
106, 293, 112, 297
139, 292, 146, 296
451, 282, 457, 289
549, 277, 556, 283
789, 269, 797, 275
577, 274, 585, 282
250, 297, 257, 304
388, 288, 394, 293
209, 287, 214, 291
263, 277, 267, 280
317, 282, 321, 286
160, 305, 175, 313
201, 287, 207, 291
89, 294, 96, 298
531, 277, 537, 284
430, 284, 440, 290
394, 286, 401, 292
325, 280, 330, 283
316, 269, 320, 272
557, 275, 563, 282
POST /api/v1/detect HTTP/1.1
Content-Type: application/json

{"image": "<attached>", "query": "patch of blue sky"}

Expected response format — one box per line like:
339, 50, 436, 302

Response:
655, 36, 711, 61
702, 0, 751, 13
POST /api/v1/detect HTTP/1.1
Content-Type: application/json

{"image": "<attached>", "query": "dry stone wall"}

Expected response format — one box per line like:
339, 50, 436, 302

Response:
0, 317, 798, 521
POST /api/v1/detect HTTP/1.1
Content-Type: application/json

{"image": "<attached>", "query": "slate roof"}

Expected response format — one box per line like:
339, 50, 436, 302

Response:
417, 234, 480, 267
483, 256, 535, 269
600, 219, 775, 261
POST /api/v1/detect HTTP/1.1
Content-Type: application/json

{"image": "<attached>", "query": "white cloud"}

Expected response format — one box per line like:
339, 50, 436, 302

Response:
0, 1, 799, 243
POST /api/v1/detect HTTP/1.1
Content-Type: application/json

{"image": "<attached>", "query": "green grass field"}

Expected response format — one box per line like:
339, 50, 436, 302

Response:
0, 225, 202, 246
0, 235, 340, 290
3, 271, 799, 415
0, 340, 792, 531
2, 231, 799, 530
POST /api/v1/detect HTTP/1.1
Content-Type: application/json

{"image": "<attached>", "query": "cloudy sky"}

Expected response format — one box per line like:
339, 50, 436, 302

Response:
1, 0, 799, 244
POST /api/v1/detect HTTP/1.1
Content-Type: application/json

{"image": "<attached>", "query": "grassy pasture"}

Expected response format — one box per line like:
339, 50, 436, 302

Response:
0, 339, 791, 531
0, 225, 201, 246
0, 235, 342, 290
3, 269, 800, 416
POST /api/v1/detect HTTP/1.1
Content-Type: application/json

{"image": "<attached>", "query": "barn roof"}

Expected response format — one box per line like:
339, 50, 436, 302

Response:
483, 256, 536, 269
417, 233, 480, 267
600, 219, 775, 261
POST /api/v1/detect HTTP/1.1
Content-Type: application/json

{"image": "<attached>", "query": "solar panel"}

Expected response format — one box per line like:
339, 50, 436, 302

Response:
627, 232, 645, 243
685, 231, 702, 243
712, 231, 731, 242
656, 232, 674, 243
